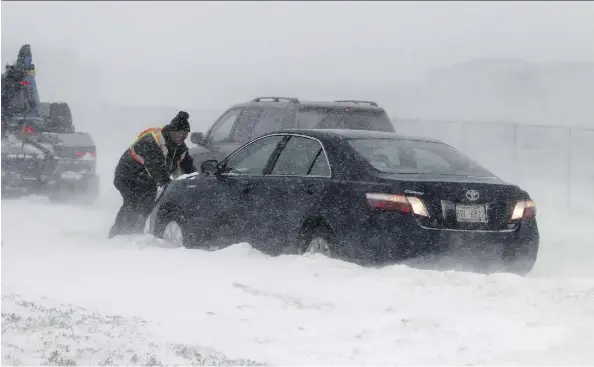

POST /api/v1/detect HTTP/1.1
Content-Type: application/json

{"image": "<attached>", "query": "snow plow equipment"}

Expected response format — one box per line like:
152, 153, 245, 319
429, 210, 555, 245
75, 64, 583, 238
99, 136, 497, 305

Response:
1, 44, 99, 203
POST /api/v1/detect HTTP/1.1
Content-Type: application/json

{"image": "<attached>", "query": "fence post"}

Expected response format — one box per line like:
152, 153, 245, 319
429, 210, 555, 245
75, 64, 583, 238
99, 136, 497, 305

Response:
567, 127, 572, 211
513, 124, 519, 184
460, 121, 467, 153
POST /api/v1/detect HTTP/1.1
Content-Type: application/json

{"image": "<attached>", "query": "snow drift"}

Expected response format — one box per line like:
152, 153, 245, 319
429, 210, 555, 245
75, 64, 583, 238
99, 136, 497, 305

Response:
2, 196, 594, 365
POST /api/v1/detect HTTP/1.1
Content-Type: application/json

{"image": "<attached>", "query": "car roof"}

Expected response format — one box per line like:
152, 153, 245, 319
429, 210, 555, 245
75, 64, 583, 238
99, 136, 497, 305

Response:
269, 128, 443, 143
229, 99, 386, 111
298, 101, 384, 111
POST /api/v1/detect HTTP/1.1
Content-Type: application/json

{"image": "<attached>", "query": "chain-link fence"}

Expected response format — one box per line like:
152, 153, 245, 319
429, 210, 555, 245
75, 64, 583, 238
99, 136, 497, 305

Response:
393, 117, 594, 213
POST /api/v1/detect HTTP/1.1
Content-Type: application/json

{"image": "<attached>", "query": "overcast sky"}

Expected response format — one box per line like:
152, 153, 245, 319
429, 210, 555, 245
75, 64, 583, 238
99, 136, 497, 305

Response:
2, 1, 594, 108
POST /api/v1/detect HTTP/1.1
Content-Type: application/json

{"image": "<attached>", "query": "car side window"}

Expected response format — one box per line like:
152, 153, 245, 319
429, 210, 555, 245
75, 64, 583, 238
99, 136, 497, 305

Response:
308, 151, 331, 177
230, 107, 262, 143
209, 108, 242, 143
251, 107, 286, 138
221, 135, 284, 176
270, 136, 326, 176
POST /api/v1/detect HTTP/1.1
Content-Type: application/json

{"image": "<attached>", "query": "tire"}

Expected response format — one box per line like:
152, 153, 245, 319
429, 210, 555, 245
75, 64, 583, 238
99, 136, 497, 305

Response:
1, 181, 25, 200
47, 190, 98, 205
47, 192, 67, 203
47, 175, 100, 205
154, 211, 196, 249
1, 190, 24, 200
80, 175, 100, 204
502, 240, 539, 276
161, 220, 186, 248
301, 226, 337, 259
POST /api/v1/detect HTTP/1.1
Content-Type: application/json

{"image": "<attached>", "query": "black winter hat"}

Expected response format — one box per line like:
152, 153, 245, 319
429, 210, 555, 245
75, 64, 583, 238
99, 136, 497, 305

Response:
168, 111, 190, 132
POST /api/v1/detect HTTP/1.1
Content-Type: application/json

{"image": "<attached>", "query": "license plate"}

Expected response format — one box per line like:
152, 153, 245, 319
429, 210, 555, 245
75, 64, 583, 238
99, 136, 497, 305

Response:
455, 204, 488, 223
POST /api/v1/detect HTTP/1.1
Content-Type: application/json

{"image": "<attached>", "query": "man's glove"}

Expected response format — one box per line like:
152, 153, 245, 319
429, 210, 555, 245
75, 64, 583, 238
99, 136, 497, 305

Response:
156, 183, 169, 201
159, 174, 172, 187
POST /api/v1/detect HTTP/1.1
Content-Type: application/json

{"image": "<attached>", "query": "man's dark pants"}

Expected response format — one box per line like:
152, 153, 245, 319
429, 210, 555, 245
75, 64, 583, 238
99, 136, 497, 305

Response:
108, 177, 157, 239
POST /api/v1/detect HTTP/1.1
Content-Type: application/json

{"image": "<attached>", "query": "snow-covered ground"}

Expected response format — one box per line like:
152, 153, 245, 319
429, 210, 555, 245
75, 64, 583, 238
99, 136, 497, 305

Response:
2, 194, 593, 365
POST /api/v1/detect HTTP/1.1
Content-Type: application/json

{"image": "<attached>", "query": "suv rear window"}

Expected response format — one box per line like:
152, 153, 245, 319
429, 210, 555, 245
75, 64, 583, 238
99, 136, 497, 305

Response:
348, 138, 495, 177
298, 106, 394, 132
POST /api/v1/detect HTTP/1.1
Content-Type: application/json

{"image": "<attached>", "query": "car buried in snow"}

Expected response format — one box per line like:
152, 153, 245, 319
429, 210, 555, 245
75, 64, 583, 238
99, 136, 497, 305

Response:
148, 129, 539, 275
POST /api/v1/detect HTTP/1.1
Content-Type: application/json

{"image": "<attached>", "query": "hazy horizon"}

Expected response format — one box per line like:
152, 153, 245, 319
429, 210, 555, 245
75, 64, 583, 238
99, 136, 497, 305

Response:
3, 1, 594, 111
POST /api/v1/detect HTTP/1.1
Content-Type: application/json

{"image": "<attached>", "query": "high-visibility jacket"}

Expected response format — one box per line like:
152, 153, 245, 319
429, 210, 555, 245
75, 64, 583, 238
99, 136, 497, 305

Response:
114, 126, 196, 187
129, 127, 168, 166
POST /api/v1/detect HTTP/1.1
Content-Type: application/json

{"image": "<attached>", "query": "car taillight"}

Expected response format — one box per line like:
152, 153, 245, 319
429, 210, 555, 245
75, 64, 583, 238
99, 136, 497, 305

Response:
510, 200, 536, 220
75, 151, 96, 158
366, 193, 429, 217
22, 124, 35, 134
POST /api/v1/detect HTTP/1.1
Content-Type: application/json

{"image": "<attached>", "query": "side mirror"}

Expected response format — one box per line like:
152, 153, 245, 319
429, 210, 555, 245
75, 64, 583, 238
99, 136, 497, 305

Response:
190, 132, 204, 145
201, 159, 219, 175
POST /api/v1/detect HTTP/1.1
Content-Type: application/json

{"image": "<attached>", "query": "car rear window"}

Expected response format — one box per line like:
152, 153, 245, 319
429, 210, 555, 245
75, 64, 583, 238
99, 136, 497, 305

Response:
348, 138, 495, 177
298, 106, 394, 132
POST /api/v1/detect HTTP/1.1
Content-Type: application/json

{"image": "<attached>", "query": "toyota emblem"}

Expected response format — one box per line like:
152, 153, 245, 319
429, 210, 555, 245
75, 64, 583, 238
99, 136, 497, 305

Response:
466, 190, 480, 201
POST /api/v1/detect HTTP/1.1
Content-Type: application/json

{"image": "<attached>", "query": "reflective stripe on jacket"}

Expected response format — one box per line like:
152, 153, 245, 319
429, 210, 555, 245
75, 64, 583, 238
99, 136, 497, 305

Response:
130, 127, 167, 166
129, 127, 186, 178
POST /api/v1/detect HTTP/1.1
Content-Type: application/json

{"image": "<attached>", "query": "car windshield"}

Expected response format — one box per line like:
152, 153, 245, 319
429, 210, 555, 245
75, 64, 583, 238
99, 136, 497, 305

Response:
348, 138, 496, 177
298, 107, 394, 132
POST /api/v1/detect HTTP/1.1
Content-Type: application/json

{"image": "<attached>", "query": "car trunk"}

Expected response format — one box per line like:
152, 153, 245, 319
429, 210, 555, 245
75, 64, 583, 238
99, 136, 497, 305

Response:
377, 173, 528, 232
39, 132, 97, 170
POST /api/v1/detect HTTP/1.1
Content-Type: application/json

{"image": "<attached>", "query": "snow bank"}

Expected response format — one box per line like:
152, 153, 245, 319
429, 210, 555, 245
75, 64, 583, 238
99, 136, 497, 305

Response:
2, 198, 594, 365
1, 293, 263, 366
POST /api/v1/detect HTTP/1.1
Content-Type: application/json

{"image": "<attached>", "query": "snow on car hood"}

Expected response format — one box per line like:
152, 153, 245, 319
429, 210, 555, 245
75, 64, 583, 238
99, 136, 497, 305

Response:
175, 172, 201, 180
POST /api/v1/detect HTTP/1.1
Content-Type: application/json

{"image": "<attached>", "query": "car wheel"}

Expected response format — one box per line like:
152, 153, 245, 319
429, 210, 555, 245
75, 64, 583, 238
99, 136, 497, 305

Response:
156, 210, 198, 249
48, 193, 97, 205
1, 186, 23, 200
502, 241, 539, 276
162, 220, 186, 248
303, 227, 336, 258
47, 192, 69, 203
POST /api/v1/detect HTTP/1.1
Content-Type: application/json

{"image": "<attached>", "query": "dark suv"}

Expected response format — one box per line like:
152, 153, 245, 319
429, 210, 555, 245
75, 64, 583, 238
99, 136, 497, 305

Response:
188, 96, 394, 167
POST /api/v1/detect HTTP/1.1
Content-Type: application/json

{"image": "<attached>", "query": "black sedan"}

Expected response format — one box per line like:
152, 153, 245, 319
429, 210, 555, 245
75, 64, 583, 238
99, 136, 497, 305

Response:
148, 129, 539, 275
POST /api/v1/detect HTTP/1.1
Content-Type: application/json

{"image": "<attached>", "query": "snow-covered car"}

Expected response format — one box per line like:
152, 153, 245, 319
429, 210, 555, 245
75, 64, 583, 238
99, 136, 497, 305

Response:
149, 129, 540, 275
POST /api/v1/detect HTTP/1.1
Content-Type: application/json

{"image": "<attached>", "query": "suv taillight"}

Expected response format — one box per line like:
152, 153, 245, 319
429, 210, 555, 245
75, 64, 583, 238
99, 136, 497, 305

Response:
366, 193, 429, 217
75, 151, 96, 159
21, 124, 35, 135
510, 200, 536, 220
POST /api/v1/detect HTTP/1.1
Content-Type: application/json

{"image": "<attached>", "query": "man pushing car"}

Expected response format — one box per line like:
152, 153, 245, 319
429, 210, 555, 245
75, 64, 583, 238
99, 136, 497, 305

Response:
108, 111, 197, 239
